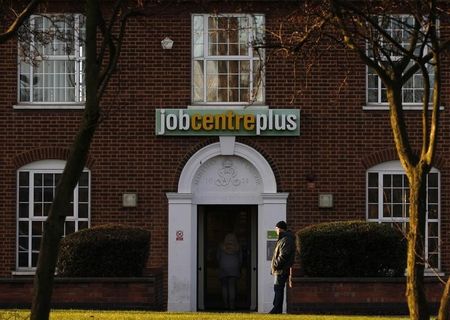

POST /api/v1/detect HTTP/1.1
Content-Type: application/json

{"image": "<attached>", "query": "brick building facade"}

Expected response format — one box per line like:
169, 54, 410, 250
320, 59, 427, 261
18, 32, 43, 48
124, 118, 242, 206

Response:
0, 0, 448, 313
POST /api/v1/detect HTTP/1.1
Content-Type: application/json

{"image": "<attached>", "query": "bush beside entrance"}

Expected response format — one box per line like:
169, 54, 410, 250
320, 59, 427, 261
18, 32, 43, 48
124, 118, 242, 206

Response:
56, 224, 150, 277
296, 221, 406, 277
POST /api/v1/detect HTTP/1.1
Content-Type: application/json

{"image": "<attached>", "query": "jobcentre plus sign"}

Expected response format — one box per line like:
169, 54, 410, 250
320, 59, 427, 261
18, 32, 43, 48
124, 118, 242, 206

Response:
155, 108, 300, 136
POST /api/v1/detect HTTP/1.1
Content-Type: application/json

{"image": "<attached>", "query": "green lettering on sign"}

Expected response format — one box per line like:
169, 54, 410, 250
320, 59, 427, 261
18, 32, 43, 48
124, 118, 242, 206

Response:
267, 230, 278, 240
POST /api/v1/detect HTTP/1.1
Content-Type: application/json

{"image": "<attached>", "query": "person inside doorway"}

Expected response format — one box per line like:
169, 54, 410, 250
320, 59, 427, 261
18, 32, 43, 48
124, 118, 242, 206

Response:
217, 233, 242, 310
270, 221, 295, 314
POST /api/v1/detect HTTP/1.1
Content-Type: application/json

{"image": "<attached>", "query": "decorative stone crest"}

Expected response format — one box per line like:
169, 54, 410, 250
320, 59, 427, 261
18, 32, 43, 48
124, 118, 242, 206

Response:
215, 159, 241, 187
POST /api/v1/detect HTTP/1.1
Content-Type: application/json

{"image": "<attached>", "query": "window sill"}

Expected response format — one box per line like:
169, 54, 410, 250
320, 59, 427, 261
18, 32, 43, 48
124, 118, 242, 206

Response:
363, 104, 444, 111
11, 270, 35, 276
424, 271, 445, 277
187, 104, 269, 110
13, 103, 85, 110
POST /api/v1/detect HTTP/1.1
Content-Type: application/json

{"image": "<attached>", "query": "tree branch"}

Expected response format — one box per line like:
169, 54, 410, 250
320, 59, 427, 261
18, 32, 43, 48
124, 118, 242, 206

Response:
0, 0, 40, 43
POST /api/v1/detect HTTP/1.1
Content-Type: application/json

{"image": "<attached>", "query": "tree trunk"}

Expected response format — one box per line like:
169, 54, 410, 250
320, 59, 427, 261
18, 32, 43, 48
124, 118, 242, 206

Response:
406, 170, 429, 320
30, 120, 99, 320
30, 0, 100, 318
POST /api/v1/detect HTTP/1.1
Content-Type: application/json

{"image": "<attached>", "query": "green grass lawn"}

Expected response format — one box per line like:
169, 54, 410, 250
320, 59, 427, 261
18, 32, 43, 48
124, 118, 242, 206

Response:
0, 310, 409, 320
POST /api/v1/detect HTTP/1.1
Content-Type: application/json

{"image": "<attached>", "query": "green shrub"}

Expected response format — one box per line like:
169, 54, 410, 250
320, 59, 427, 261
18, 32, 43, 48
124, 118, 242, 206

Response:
296, 221, 406, 277
56, 224, 150, 277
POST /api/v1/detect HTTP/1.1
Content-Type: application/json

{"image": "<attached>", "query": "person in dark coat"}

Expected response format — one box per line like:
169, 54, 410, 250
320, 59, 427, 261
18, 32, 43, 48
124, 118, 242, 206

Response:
217, 233, 242, 310
269, 220, 295, 314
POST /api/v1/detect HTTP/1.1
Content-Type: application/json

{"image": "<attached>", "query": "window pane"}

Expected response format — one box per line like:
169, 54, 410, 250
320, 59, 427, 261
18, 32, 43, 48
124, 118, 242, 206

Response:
34, 187, 42, 202
383, 188, 391, 202
79, 172, 89, 187
32, 221, 42, 236
368, 173, 378, 187
383, 204, 391, 217
44, 187, 54, 202
19, 188, 29, 202
19, 221, 29, 236
392, 204, 402, 217
429, 222, 438, 237
19, 203, 29, 218
428, 204, 438, 219
383, 175, 391, 187
393, 174, 403, 187
34, 203, 43, 216
79, 187, 89, 202
19, 172, 29, 187
79, 203, 89, 219
19, 237, 28, 251
428, 173, 438, 188
34, 173, 42, 186
428, 238, 438, 254
19, 253, 28, 268
79, 221, 88, 230
393, 189, 402, 203
32, 252, 39, 267
368, 189, 378, 203
368, 204, 378, 219
428, 189, 438, 204
428, 254, 438, 269
32, 237, 41, 250
44, 174, 53, 186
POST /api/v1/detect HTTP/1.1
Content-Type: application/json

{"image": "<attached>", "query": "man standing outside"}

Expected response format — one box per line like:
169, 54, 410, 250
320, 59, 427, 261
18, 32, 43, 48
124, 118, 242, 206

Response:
270, 220, 295, 314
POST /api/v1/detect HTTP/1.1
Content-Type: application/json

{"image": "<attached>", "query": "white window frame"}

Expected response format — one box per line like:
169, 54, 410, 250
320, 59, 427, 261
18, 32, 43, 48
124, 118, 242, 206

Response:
364, 15, 436, 110
191, 13, 265, 107
366, 161, 441, 273
15, 14, 85, 110
16, 160, 90, 272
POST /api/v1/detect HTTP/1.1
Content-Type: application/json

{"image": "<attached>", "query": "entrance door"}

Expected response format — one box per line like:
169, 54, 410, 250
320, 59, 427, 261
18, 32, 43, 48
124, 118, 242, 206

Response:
197, 205, 257, 311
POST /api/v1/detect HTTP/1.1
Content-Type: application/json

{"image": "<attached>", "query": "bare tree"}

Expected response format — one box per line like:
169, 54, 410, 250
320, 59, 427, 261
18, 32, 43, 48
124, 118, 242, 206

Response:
0, 0, 40, 43
272, 1, 449, 319
29, 0, 146, 319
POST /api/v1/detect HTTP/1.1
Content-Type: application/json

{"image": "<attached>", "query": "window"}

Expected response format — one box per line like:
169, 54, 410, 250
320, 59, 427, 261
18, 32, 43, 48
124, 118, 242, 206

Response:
192, 14, 265, 105
18, 14, 85, 104
367, 161, 440, 270
366, 15, 434, 105
17, 160, 90, 270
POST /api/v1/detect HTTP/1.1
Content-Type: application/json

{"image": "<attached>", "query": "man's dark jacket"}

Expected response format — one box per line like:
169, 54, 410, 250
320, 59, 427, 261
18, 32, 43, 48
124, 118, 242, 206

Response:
271, 230, 295, 276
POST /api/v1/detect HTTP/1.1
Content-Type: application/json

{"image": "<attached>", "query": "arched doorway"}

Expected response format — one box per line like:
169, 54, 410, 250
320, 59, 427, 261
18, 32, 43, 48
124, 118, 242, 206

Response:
167, 138, 288, 312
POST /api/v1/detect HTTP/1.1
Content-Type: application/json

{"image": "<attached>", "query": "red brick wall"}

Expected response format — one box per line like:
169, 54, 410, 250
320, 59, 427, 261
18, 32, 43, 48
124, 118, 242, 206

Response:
0, 0, 449, 310
0, 274, 164, 310
288, 277, 445, 315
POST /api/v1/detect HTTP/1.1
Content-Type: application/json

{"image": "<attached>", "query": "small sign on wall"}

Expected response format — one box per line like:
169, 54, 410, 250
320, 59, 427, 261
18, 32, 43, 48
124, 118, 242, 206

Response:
267, 230, 278, 261
176, 230, 184, 241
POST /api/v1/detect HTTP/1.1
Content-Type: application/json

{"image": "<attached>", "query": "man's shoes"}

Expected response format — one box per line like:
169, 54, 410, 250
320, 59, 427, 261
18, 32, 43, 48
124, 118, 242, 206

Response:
269, 308, 282, 314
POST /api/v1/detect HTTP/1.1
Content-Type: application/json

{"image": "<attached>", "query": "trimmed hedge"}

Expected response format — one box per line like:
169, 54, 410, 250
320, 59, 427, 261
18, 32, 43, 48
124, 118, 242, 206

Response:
56, 224, 150, 277
296, 221, 406, 277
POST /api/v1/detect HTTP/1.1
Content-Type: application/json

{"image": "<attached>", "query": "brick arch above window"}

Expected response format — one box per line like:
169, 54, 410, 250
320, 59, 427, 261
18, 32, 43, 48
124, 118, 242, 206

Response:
361, 149, 445, 171
13, 147, 95, 170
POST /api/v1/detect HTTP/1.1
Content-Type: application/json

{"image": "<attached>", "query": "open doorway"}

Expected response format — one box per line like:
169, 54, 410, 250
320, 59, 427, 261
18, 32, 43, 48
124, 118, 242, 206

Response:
197, 205, 257, 311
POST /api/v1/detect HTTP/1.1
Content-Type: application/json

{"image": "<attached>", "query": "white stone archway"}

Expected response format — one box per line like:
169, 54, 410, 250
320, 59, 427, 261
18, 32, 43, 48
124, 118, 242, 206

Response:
166, 137, 288, 312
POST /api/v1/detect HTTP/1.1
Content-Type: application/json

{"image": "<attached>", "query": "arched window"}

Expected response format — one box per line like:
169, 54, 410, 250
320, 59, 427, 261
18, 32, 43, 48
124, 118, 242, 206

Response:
17, 160, 90, 270
367, 161, 440, 271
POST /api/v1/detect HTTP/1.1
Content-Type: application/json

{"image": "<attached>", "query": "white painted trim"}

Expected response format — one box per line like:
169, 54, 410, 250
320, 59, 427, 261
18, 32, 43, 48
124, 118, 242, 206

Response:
219, 136, 236, 155
178, 142, 277, 194
167, 141, 287, 313
367, 160, 439, 172
363, 104, 444, 111
187, 105, 269, 110
13, 104, 85, 110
